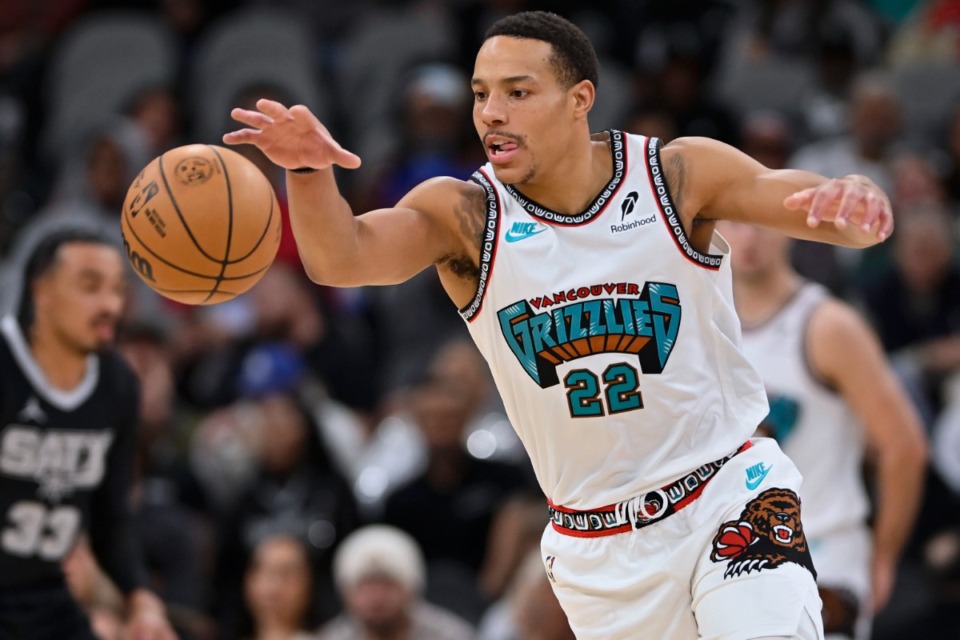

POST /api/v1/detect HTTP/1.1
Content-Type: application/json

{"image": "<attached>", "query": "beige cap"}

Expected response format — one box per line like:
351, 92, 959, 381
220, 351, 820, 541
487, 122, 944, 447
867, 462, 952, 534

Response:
333, 525, 426, 593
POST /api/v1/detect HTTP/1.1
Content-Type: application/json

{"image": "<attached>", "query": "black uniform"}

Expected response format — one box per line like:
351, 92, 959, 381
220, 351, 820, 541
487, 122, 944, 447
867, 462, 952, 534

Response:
0, 316, 147, 639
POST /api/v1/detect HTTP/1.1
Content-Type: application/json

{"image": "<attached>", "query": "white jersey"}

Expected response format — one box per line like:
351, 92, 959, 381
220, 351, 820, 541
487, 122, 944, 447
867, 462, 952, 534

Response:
740, 282, 870, 540
459, 131, 768, 509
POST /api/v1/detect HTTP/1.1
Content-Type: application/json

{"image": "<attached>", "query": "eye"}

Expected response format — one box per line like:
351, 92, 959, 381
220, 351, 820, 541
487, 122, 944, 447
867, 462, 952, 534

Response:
510, 89, 528, 98
473, 91, 486, 102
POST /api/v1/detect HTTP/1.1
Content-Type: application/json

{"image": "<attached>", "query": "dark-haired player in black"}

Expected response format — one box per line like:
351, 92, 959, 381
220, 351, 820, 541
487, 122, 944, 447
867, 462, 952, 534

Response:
0, 229, 176, 639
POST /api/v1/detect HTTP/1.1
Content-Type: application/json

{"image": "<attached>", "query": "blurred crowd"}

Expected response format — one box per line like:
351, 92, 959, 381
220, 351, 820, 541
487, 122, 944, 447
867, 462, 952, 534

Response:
1, 0, 960, 639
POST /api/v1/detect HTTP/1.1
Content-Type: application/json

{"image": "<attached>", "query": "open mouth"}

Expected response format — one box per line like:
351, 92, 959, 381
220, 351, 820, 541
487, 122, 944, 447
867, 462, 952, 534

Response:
484, 134, 521, 163
489, 141, 518, 156
772, 524, 793, 544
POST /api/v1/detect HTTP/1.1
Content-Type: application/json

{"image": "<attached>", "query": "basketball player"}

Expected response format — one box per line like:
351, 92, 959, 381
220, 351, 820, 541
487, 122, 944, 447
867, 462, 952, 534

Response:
723, 220, 927, 639
224, 11, 894, 639
0, 229, 176, 639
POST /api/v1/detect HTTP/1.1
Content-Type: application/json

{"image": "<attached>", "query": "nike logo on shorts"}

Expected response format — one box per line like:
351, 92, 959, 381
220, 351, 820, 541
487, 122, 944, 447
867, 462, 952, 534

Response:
745, 462, 772, 490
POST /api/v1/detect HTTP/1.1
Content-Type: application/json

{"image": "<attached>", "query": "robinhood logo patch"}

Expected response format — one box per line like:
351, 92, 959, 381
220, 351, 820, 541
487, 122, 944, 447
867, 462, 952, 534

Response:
498, 281, 681, 387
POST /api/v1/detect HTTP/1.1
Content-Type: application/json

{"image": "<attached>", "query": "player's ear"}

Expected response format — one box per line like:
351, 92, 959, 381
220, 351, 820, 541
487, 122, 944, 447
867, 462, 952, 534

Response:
570, 79, 595, 119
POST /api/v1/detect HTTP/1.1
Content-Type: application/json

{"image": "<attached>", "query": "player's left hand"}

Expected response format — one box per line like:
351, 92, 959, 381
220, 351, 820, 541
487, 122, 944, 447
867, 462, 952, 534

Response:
123, 590, 178, 640
783, 174, 893, 244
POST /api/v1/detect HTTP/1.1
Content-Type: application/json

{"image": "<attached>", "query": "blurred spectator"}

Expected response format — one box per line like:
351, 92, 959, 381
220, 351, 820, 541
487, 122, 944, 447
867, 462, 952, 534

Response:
944, 101, 960, 209
0, 117, 167, 323
381, 376, 533, 622
621, 104, 678, 144
790, 71, 906, 291
240, 534, 321, 640
891, 151, 951, 213
117, 323, 215, 639
862, 205, 960, 419
338, 383, 428, 520
790, 71, 904, 194
475, 496, 547, 623
360, 63, 479, 398
368, 266, 469, 396
176, 262, 379, 417
366, 63, 480, 210
124, 83, 185, 159
213, 390, 360, 636
740, 109, 794, 170
349, 337, 527, 520
510, 551, 575, 640
427, 338, 525, 466
635, 29, 741, 145
477, 549, 575, 640
799, 20, 864, 141
319, 524, 475, 640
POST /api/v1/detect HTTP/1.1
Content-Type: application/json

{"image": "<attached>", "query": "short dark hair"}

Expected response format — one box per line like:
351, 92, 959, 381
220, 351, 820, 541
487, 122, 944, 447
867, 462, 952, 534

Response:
17, 227, 115, 333
484, 11, 599, 89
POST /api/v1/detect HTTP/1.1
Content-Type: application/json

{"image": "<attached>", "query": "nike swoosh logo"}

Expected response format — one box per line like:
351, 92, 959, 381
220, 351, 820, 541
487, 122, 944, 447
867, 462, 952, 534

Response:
505, 228, 546, 243
745, 464, 772, 490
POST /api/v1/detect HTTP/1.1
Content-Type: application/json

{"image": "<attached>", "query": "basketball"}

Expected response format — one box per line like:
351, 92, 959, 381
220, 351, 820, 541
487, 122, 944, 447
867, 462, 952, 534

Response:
120, 144, 281, 305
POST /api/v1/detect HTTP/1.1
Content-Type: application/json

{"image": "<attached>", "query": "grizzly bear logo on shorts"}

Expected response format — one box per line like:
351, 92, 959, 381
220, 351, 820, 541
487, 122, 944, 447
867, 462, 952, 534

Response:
709, 488, 816, 580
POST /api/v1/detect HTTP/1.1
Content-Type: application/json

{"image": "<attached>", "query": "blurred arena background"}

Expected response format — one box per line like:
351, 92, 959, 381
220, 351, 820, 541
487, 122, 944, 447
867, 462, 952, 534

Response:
1, 1, 959, 639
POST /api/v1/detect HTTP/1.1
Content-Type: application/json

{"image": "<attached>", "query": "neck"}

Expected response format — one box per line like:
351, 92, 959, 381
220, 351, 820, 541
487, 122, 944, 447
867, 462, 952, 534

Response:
29, 324, 88, 391
733, 267, 803, 328
365, 613, 412, 640
516, 129, 609, 214
254, 623, 300, 640
425, 450, 466, 489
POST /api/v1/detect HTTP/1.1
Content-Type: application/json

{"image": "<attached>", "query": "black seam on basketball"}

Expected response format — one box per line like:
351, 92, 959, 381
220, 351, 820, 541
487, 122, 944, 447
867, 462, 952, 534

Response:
151, 287, 241, 295
204, 146, 234, 302
157, 151, 223, 263
124, 217, 270, 280
226, 184, 274, 263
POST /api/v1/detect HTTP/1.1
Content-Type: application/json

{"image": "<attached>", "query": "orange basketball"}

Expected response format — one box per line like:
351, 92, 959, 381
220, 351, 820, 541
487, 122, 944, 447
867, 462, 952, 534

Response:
120, 144, 281, 305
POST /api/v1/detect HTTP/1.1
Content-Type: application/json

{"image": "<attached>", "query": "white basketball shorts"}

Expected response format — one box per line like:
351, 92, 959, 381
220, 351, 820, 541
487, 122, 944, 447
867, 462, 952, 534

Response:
541, 437, 825, 640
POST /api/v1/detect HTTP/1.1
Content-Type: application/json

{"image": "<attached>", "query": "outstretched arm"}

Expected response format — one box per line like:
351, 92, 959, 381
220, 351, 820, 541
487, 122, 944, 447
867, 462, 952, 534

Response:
808, 300, 927, 613
223, 100, 467, 287
662, 137, 893, 247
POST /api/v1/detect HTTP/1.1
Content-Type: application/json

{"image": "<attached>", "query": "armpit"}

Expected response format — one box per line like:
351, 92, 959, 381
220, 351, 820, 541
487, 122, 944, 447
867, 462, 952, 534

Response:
436, 182, 487, 281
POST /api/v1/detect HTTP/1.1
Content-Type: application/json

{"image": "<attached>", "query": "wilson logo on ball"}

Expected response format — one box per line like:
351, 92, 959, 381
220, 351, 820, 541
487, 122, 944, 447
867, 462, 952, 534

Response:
122, 236, 156, 282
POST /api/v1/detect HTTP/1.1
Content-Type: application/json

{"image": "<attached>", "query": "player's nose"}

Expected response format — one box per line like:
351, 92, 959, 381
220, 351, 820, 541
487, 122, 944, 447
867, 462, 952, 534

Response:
480, 94, 507, 126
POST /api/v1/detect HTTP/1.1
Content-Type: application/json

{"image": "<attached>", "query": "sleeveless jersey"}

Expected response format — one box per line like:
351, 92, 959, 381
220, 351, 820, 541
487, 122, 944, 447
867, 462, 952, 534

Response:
459, 132, 768, 509
740, 282, 869, 539
0, 315, 140, 588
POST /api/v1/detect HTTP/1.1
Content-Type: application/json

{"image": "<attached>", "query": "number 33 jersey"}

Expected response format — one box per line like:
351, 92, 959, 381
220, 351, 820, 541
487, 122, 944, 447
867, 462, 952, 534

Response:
460, 132, 768, 509
0, 315, 139, 588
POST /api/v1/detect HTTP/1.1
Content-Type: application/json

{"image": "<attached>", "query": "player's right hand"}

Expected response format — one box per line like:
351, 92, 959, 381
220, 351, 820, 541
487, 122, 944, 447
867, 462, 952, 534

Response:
223, 99, 361, 172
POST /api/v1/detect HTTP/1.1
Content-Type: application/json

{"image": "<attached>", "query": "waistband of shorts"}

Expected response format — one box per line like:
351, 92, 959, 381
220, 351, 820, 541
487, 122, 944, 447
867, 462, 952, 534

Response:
547, 441, 752, 538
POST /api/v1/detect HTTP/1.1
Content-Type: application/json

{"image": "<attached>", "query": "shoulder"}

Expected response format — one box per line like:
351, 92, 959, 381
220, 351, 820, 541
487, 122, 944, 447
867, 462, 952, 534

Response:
806, 296, 880, 380
807, 296, 872, 346
412, 601, 475, 639
316, 615, 356, 640
399, 177, 486, 215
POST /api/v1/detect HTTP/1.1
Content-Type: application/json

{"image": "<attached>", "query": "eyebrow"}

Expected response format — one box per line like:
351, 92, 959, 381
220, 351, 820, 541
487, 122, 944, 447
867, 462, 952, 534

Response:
75, 269, 103, 281
471, 75, 536, 86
